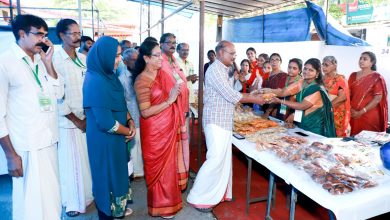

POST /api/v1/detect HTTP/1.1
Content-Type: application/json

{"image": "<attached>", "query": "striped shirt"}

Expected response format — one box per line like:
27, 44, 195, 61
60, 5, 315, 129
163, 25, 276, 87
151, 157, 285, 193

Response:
52, 47, 86, 128
203, 59, 242, 131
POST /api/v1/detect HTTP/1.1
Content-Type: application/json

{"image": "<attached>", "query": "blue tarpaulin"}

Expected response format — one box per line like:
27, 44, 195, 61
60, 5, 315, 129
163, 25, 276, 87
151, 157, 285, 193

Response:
306, 1, 369, 46
223, 8, 311, 43
223, 1, 369, 46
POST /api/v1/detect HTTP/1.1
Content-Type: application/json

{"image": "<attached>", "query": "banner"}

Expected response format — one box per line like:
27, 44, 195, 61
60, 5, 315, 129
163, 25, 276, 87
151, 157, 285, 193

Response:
346, 0, 373, 24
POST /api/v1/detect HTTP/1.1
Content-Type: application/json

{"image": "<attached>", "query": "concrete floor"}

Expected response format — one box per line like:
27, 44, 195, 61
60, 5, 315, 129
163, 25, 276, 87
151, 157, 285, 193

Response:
0, 174, 216, 220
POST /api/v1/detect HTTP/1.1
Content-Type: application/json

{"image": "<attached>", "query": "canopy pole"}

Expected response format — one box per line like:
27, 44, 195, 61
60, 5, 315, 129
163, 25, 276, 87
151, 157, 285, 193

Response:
16, 0, 20, 15
140, 0, 193, 34
148, 0, 151, 37
91, 0, 94, 40
197, 0, 205, 169
78, 0, 82, 32
140, 0, 143, 44
161, 0, 164, 35
8, 0, 13, 20
325, 0, 329, 44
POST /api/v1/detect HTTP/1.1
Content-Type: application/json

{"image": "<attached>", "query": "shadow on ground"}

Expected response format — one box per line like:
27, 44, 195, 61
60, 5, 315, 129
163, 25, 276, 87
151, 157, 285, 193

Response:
0, 174, 215, 220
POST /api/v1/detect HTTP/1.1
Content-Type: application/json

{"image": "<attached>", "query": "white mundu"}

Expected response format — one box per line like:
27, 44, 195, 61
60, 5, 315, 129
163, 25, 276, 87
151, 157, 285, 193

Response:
53, 47, 93, 213
0, 43, 64, 220
187, 124, 233, 207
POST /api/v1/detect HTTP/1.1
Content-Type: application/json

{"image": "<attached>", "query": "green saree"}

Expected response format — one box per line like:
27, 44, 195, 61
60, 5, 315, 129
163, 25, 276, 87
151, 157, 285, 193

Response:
297, 83, 336, 137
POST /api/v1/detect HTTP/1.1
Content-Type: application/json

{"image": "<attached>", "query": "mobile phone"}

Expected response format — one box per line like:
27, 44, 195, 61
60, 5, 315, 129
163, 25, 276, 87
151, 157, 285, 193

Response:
233, 133, 245, 140
295, 131, 309, 137
36, 42, 49, 53
41, 44, 50, 53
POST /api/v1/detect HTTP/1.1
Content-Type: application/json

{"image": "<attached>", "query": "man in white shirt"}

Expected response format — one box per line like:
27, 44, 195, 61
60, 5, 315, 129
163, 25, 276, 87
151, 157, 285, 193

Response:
176, 43, 198, 144
0, 14, 64, 220
52, 19, 93, 217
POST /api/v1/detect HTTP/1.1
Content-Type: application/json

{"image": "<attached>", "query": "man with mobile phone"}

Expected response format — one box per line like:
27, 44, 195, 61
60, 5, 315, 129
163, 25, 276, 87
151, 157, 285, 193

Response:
52, 18, 93, 217
0, 14, 64, 219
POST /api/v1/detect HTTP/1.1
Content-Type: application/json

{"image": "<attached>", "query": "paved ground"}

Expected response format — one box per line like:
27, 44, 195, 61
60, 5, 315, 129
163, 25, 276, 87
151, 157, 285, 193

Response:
0, 174, 216, 220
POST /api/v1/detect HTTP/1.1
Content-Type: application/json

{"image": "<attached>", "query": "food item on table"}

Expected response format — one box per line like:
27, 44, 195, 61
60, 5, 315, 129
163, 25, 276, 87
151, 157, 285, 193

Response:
310, 142, 333, 151
281, 135, 307, 145
261, 93, 277, 102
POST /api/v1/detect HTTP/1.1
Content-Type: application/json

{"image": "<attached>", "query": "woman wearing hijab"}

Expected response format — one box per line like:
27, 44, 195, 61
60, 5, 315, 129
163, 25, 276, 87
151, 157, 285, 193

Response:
83, 36, 136, 219
133, 40, 189, 218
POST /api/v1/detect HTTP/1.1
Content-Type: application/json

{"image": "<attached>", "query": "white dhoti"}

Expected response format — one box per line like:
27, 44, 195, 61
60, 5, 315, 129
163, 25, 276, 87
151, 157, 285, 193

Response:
129, 128, 144, 177
58, 128, 93, 213
187, 124, 233, 208
13, 145, 61, 220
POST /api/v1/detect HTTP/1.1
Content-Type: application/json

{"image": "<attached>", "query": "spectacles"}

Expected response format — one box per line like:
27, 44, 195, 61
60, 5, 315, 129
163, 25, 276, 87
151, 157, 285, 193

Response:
151, 53, 162, 58
223, 49, 236, 56
65, 32, 82, 37
164, 41, 177, 45
29, 31, 48, 39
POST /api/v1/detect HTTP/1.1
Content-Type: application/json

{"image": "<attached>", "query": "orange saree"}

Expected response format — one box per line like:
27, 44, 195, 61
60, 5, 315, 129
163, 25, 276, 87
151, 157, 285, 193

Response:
348, 72, 388, 136
324, 74, 351, 137
134, 69, 189, 217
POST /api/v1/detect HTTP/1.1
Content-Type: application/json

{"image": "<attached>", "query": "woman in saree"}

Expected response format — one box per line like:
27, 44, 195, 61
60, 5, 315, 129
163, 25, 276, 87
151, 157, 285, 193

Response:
348, 51, 388, 136
262, 53, 288, 119
322, 56, 351, 137
133, 40, 189, 218
264, 58, 303, 127
270, 58, 336, 137
83, 36, 135, 219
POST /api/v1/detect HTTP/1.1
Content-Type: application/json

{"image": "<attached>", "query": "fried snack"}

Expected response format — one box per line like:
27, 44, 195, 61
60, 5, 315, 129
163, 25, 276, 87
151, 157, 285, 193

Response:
261, 93, 277, 102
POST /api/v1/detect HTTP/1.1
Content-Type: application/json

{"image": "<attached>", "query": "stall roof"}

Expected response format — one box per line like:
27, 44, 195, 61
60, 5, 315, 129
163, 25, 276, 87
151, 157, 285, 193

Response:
127, 0, 306, 18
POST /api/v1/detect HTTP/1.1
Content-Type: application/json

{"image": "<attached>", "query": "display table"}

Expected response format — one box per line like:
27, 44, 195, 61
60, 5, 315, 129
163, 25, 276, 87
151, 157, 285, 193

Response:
232, 128, 390, 220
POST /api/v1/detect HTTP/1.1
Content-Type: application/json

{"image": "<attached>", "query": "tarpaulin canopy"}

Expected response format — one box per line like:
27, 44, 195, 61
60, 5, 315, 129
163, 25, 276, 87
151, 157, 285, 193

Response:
223, 1, 369, 46
223, 8, 311, 43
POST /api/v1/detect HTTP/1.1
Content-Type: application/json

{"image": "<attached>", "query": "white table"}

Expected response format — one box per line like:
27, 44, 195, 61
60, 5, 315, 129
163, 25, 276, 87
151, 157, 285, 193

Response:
232, 128, 390, 220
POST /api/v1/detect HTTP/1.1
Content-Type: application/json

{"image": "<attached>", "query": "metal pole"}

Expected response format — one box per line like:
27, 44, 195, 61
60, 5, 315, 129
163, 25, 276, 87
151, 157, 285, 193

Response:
78, 0, 82, 32
9, 0, 13, 20
91, 0, 95, 40
140, 0, 143, 44
97, 10, 99, 38
148, 0, 151, 37
16, 0, 20, 15
325, 0, 329, 44
161, 0, 165, 35
140, 1, 193, 34
197, 0, 205, 169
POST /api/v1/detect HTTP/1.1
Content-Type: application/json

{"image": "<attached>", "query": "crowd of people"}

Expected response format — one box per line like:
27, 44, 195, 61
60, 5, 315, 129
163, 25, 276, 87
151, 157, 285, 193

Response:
234, 48, 388, 138
0, 13, 388, 220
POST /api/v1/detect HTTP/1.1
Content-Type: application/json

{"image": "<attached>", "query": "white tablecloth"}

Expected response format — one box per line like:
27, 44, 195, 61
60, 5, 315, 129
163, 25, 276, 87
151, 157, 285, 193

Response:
232, 128, 390, 220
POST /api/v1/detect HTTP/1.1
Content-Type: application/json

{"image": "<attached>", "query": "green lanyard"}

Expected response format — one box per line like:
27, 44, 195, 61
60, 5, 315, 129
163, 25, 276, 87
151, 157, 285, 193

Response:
22, 57, 42, 89
71, 55, 85, 68
298, 81, 315, 102
284, 75, 300, 88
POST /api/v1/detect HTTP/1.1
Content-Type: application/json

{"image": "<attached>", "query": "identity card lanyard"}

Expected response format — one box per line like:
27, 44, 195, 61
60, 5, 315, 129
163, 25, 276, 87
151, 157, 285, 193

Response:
294, 81, 315, 122
280, 76, 299, 115
71, 55, 86, 68
169, 57, 183, 84
71, 55, 86, 76
22, 57, 53, 111
22, 57, 41, 90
